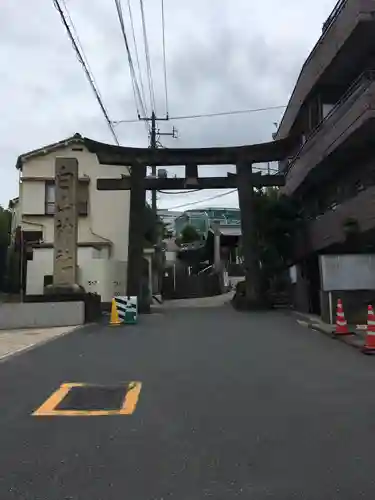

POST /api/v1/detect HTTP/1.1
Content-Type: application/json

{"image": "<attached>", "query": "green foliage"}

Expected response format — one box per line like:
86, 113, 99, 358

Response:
0, 207, 11, 291
253, 189, 300, 279
143, 204, 159, 245
0, 207, 11, 246
180, 224, 201, 244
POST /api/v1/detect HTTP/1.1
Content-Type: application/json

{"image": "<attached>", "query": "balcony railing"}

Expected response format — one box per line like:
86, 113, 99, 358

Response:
286, 69, 375, 176
322, 0, 348, 33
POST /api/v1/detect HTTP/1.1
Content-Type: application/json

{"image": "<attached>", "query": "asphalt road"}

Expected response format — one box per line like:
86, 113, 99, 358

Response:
1, 306, 375, 499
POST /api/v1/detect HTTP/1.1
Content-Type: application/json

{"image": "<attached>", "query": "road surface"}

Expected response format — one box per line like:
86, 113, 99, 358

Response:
1, 306, 375, 499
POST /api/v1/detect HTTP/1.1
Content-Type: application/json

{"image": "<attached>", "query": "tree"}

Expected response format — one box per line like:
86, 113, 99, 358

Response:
253, 188, 300, 288
0, 207, 11, 291
233, 188, 300, 309
179, 224, 201, 244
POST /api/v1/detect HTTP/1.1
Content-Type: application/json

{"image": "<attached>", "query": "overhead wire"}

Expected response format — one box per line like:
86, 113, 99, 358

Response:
169, 105, 287, 121
53, 0, 120, 145
139, 0, 156, 112
162, 189, 238, 211
113, 0, 148, 121
112, 104, 287, 124
161, 0, 169, 117
158, 189, 201, 194
126, 0, 148, 116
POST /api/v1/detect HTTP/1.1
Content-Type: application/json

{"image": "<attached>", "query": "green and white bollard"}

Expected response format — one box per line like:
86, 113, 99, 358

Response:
123, 296, 138, 324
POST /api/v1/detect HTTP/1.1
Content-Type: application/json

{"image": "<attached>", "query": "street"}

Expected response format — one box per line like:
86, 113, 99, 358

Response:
1, 306, 375, 499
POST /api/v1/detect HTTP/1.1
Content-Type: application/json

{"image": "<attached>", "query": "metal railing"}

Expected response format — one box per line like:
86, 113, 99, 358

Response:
286, 70, 375, 175
304, 0, 349, 69
322, 0, 348, 33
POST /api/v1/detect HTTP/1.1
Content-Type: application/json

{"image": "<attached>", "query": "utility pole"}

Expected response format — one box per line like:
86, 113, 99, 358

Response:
140, 111, 177, 216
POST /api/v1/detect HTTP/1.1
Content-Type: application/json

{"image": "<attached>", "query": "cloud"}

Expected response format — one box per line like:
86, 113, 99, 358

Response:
0, 0, 337, 209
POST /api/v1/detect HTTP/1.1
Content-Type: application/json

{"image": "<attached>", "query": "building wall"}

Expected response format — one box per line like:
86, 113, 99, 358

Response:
20, 145, 131, 261
26, 246, 128, 303
277, 0, 375, 139
157, 210, 182, 236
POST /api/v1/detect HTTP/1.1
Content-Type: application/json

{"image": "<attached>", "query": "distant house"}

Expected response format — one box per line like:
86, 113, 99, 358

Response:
157, 209, 182, 236
175, 207, 242, 267
10, 133, 154, 304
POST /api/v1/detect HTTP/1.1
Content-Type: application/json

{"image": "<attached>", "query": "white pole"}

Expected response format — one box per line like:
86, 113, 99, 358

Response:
329, 291, 333, 325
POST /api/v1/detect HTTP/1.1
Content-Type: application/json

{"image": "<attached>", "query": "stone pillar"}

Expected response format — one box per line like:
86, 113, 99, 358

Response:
45, 157, 81, 294
235, 161, 267, 309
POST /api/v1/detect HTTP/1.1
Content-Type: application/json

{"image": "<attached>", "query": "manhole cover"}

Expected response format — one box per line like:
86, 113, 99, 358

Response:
56, 385, 127, 411
32, 382, 142, 416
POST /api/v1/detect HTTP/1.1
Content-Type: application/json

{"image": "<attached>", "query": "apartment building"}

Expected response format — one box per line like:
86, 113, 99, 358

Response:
276, 0, 375, 319
12, 133, 153, 303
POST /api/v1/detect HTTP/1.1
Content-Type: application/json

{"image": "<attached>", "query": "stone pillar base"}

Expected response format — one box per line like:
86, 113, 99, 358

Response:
231, 295, 271, 311
230, 280, 272, 311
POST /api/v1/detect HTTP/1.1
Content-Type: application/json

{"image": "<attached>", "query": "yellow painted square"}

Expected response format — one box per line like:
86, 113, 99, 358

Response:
32, 382, 142, 417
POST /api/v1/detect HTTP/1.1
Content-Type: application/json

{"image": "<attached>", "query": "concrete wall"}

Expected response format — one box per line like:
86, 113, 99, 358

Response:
0, 302, 84, 330
26, 247, 127, 303
20, 144, 131, 261
320, 254, 375, 291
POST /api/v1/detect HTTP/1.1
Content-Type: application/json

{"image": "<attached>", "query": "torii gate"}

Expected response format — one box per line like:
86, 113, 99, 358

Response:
84, 136, 297, 310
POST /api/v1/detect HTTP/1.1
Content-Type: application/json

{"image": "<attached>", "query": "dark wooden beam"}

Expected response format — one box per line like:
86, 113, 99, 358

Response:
185, 163, 199, 187
97, 173, 285, 191
126, 162, 148, 311
84, 136, 298, 166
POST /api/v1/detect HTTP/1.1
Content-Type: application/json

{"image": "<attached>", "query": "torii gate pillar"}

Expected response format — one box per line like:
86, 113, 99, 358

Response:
235, 161, 267, 310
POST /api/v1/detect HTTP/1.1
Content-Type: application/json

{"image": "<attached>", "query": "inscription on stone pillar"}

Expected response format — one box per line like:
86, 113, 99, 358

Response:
53, 158, 78, 286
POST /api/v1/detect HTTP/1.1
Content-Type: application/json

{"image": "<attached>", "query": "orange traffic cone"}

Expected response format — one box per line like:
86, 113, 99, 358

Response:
362, 305, 375, 353
109, 298, 122, 326
335, 299, 349, 335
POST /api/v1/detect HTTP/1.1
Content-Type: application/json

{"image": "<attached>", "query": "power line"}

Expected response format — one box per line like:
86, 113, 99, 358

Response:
169, 105, 287, 121
53, 0, 120, 145
112, 104, 287, 124
113, 0, 148, 120
158, 189, 201, 194
139, 0, 156, 112
162, 189, 238, 210
161, 0, 169, 117
126, 0, 148, 117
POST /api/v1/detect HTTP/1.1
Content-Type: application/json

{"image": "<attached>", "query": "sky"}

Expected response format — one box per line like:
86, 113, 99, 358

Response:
1, 0, 338, 210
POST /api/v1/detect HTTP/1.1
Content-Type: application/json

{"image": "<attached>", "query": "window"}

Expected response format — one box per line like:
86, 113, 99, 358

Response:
45, 183, 55, 215
45, 181, 89, 215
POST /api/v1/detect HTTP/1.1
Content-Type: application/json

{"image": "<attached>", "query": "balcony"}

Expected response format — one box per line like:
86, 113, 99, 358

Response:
284, 70, 375, 195
277, 0, 375, 138
293, 184, 375, 259
308, 185, 375, 253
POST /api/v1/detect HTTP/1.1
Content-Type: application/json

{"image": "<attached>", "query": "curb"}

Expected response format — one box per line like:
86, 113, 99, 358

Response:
294, 313, 365, 352
0, 325, 84, 364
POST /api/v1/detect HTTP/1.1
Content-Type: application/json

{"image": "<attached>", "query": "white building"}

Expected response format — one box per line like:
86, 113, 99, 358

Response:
12, 133, 153, 304
157, 209, 182, 236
